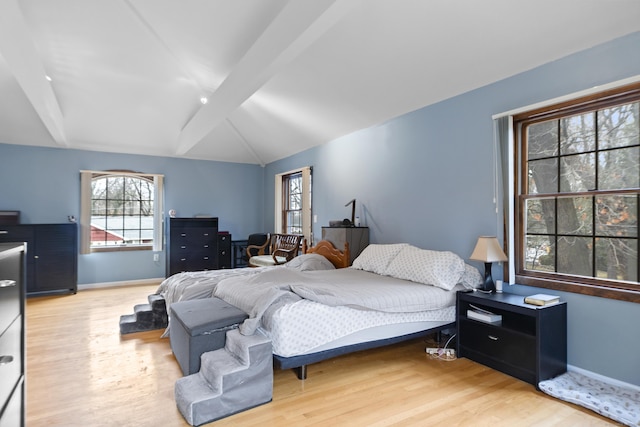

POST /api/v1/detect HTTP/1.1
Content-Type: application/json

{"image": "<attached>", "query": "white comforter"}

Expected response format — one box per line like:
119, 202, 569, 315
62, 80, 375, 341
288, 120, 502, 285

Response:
214, 267, 460, 335
155, 253, 338, 311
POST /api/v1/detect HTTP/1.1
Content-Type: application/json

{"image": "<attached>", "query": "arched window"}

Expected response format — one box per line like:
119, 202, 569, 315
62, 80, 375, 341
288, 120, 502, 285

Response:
80, 170, 164, 253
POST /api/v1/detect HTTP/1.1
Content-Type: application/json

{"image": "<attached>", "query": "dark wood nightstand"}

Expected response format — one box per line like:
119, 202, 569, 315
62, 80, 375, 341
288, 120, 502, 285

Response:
456, 290, 567, 386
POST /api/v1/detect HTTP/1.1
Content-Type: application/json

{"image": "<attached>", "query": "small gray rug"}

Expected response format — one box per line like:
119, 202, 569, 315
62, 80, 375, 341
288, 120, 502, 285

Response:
539, 371, 640, 426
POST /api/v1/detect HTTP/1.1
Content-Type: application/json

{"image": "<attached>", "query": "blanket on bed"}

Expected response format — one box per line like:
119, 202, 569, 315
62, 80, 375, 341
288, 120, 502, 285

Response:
156, 253, 339, 309
214, 267, 460, 335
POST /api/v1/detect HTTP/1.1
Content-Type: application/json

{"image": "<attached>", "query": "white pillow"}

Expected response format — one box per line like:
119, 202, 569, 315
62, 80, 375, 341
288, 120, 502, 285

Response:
460, 264, 483, 289
285, 254, 335, 271
384, 245, 466, 290
351, 244, 408, 275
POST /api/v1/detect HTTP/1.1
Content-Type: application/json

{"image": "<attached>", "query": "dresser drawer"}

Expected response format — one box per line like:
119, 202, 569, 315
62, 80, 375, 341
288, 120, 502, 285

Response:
0, 376, 23, 427
460, 319, 536, 372
0, 316, 22, 410
0, 280, 19, 336
0, 245, 22, 335
171, 228, 216, 244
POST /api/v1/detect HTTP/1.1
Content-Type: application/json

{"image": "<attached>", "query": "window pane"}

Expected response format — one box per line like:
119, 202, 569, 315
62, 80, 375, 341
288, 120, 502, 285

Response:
527, 120, 558, 160
106, 215, 122, 229
525, 235, 554, 272
596, 195, 637, 237
557, 236, 592, 276
559, 153, 595, 192
598, 102, 639, 150
528, 158, 557, 194
595, 238, 638, 282
557, 197, 592, 235
598, 147, 639, 190
526, 198, 555, 234
560, 112, 595, 154
90, 175, 155, 247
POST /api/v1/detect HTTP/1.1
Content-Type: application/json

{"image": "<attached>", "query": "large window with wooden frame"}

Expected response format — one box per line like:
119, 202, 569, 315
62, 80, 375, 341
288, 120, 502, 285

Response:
514, 83, 639, 302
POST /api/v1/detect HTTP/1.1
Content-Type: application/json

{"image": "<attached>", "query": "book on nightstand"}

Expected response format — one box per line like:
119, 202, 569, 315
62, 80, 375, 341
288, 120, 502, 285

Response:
524, 293, 560, 306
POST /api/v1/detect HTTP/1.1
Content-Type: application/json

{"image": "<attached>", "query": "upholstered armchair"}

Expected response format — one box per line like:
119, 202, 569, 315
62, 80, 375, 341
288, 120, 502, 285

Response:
248, 234, 305, 267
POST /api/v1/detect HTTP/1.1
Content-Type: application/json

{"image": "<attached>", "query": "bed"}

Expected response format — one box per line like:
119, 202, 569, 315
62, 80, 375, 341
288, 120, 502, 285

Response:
211, 241, 482, 379
155, 240, 482, 378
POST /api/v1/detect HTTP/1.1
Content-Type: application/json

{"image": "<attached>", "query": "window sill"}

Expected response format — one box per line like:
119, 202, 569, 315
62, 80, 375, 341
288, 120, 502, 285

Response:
516, 275, 640, 304
90, 245, 153, 253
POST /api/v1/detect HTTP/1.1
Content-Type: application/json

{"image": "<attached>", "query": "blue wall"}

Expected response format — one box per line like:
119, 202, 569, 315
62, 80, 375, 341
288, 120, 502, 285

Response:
0, 144, 264, 284
264, 32, 640, 386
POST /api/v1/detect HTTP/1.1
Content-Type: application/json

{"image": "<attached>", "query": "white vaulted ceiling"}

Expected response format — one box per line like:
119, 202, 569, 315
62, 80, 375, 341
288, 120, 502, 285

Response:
0, 0, 638, 165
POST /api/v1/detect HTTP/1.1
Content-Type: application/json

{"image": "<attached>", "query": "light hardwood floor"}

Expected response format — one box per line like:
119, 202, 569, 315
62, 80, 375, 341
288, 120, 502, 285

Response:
25, 284, 618, 426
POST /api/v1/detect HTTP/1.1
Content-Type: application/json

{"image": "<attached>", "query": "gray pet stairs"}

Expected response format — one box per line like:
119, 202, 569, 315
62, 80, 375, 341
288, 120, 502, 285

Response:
175, 329, 273, 426
119, 294, 168, 334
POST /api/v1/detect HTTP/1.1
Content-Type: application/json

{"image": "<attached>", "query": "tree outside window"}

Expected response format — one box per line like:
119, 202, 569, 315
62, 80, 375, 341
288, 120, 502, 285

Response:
283, 172, 302, 235
516, 85, 639, 300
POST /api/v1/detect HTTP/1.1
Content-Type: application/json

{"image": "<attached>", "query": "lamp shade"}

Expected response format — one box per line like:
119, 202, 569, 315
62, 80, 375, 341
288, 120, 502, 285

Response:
470, 236, 507, 263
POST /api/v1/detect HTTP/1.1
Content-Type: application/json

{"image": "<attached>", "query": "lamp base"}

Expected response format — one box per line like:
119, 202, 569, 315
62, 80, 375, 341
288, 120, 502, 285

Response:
480, 262, 495, 292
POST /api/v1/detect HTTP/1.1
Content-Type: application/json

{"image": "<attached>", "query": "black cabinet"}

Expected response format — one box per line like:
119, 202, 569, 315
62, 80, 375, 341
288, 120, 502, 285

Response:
218, 232, 231, 269
166, 218, 219, 277
456, 291, 567, 386
0, 224, 77, 295
232, 240, 249, 268
0, 243, 25, 426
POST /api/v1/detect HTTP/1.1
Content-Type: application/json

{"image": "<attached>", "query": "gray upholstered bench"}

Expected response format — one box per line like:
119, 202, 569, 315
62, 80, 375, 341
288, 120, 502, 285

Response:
170, 298, 248, 376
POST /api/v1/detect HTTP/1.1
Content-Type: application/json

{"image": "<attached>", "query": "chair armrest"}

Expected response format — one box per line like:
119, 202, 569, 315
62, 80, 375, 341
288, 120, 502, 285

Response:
272, 248, 296, 264
246, 239, 269, 258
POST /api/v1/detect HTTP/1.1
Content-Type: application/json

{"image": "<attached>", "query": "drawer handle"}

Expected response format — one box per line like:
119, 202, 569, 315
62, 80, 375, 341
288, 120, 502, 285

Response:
0, 280, 16, 288
488, 335, 499, 341
181, 246, 186, 249
180, 258, 186, 261
0, 230, 7, 234
0, 355, 14, 365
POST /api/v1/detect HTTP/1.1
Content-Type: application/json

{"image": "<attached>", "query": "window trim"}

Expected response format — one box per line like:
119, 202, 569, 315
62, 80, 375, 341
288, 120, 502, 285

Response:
282, 171, 303, 235
80, 170, 164, 254
274, 166, 312, 244
512, 82, 640, 304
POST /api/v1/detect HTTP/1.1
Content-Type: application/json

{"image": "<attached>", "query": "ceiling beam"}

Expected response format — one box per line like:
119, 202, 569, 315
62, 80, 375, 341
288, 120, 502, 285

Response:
175, 0, 360, 156
0, 0, 67, 146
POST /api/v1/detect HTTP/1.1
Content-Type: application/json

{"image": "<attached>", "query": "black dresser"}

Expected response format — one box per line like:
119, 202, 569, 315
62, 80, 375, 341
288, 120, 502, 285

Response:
166, 218, 219, 276
0, 224, 77, 295
0, 243, 26, 426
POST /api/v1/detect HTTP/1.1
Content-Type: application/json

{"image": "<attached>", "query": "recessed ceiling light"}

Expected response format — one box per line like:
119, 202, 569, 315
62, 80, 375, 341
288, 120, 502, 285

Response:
200, 96, 208, 105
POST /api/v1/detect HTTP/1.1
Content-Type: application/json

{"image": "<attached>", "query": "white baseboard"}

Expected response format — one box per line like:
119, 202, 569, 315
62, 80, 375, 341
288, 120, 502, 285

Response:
568, 364, 640, 392
77, 278, 164, 291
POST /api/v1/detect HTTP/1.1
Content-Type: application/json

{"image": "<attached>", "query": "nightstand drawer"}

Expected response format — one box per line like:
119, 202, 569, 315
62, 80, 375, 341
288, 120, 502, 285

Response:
460, 319, 535, 371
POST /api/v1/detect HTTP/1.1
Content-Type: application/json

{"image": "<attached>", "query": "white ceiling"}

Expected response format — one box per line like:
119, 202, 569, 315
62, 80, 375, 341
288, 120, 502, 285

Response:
0, 0, 638, 165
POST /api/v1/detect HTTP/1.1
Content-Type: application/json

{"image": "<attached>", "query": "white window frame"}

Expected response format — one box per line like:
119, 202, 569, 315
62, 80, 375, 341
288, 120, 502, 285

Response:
80, 170, 164, 254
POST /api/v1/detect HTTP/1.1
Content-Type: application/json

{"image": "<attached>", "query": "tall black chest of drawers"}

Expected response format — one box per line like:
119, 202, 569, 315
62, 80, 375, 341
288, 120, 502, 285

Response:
0, 243, 26, 426
166, 218, 219, 277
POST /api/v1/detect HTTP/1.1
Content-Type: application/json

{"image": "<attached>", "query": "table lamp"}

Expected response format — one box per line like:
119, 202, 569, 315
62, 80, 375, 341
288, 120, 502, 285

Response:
470, 236, 508, 292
